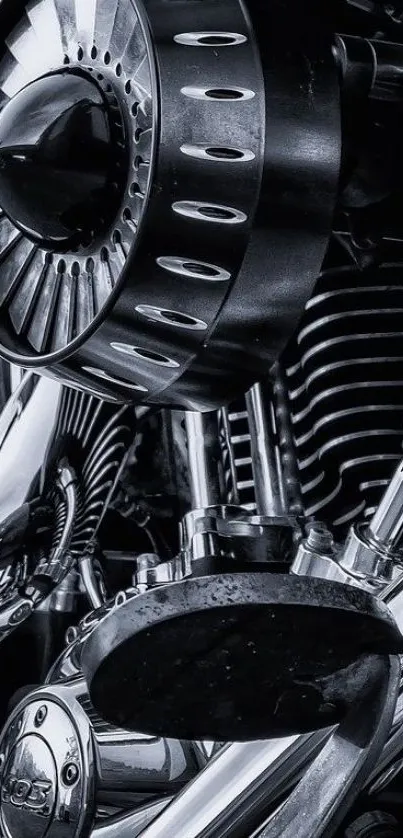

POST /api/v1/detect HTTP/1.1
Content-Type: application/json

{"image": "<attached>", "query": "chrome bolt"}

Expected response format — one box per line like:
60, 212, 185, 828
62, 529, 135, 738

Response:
35, 705, 48, 727
62, 762, 79, 786
306, 523, 334, 553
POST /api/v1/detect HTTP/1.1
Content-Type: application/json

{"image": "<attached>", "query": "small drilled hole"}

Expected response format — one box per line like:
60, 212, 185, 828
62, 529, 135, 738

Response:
125, 80, 132, 94
198, 206, 236, 220
116, 62, 122, 77
162, 310, 197, 326
104, 51, 111, 64
100, 247, 109, 262
134, 127, 142, 142
206, 146, 244, 160
123, 208, 132, 221
71, 261, 80, 277
182, 262, 220, 277
133, 155, 142, 169
86, 257, 95, 273
97, 73, 104, 81
198, 35, 237, 45
63, 54, 70, 65
45, 252, 53, 266
91, 45, 98, 59
131, 101, 139, 117
57, 259, 66, 274
113, 229, 122, 244
77, 46, 84, 61
205, 88, 243, 100
130, 182, 141, 197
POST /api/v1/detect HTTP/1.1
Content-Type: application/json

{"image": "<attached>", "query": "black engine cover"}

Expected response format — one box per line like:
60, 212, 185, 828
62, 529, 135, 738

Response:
0, 0, 340, 409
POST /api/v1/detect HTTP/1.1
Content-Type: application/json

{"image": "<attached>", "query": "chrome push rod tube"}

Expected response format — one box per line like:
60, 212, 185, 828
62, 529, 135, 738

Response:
245, 383, 288, 517
369, 460, 403, 551
185, 411, 223, 509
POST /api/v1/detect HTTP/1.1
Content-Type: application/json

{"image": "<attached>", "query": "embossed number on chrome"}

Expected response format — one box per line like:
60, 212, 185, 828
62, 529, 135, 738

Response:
1, 775, 52, 814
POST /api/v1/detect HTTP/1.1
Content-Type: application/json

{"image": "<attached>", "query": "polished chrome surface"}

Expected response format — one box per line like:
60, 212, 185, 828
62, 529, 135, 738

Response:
0, 372, 61, 522
44, 592, 199, 798
184, 412, 223, 510
182, 505, 297, 565
47, 589, 140, 685
113, 736, 330, 838
0, 0, 155, 357
0, 461, 77, 643
133, 554, 190, 591
0, 681, 96, 838
219, 402, 256, 510
245, 383, 288, 517
91, 798, 173, 838
365, 687, 403, 795
0, 370, 135, 636
336, 456, 403, 583
369, 460, 403, 551
0, 71, 118, 249
0, 676, 198, 838
78, 550, 105, 611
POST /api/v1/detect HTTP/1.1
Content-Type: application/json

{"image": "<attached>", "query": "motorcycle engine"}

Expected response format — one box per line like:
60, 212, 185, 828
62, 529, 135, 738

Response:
1, 1, 403, 837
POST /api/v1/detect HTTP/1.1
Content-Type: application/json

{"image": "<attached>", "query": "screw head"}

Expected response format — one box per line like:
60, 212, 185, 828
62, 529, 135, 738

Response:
61, 762, 79, 787
35, 705, 48, 727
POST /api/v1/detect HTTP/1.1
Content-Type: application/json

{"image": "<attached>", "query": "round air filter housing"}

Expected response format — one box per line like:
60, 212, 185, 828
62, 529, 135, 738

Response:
0, 0, 341, 409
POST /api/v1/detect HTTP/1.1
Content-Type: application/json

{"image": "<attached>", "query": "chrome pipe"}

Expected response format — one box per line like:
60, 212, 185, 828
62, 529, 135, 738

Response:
91, 798, 174, 838
271, 363, 304, 517
245, 383, 287, 517
184, 412, 223, 509
0, 372, 62, 522
79, 550, 106, 610
369, 460, 403, 551
107, 734, 332, 838
365, 686, 403, 794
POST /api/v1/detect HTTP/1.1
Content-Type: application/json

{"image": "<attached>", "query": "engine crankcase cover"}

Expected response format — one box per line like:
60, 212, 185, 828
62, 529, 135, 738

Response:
0, 683, 95, 838
0, 0, 340, 409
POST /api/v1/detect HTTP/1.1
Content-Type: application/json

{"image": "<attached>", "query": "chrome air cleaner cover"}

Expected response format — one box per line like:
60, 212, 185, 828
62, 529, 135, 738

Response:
0, 683, 95, 838
0, 0, 340, 409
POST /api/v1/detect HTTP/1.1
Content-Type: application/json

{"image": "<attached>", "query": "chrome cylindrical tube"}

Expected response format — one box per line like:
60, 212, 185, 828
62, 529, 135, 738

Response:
245, 383, 287, 517
184, 412, 223, 509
